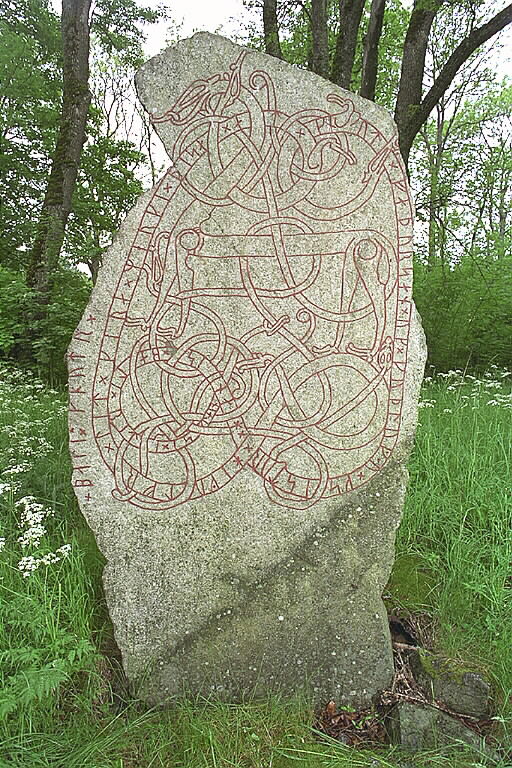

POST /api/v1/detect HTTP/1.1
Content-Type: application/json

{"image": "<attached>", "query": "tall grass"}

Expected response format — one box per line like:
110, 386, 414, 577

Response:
0, 363, 510, 767
397, 368, 512, 695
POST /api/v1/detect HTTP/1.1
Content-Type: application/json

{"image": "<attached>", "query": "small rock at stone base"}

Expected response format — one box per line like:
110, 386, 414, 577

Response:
389, 701, 496, 757
410, 650, 491, 718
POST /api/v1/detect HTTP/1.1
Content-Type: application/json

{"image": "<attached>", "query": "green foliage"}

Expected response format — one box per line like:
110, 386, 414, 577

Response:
369, 0, 409, 111
0, 266, 91, 384
243, 0, 408, 110
0, 367, 103, 738
0, 269, 28, 356
0, 603, 95, 720
414, 256, 512, 371
412, 76, 511, 371
0, 0, 61, 268
67, 107, 145, 279
92, 0, 163, 65
33, 268, 92, 382
0, 0, 158, 381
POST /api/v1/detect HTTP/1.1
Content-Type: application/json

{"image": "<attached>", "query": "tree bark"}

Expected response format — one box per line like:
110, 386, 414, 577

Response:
311, 0, 330, 78
394, 0, 440, 153
263, 0, 283, 59
360, 0, 385, 101
397, 2, 512, 165
330, 0, 366, 89
26, 0, 92, 303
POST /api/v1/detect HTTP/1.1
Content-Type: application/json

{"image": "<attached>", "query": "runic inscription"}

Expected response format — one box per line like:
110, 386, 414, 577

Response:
88, 52, 413, 512
68, 33, 426, 707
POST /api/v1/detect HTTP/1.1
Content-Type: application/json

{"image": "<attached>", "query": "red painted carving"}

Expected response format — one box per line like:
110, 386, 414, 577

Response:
91, 54, 414, 511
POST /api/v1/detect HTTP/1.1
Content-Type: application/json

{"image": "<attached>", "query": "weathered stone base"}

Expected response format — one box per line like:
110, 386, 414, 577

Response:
96, 464, 409, 707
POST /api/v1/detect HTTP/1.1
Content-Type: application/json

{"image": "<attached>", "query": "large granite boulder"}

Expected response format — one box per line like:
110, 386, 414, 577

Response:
68, 33, 426, 706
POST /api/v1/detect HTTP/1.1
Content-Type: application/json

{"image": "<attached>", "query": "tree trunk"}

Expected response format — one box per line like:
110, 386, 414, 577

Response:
330, 0, 366, 89
396, 2, 512, 166
26, 0, 92, 304
360, 0, 385, 101
427, 102, 445, 268
311, 0, 330, 79
394, 0, 439, 163
263, 0, 283, 59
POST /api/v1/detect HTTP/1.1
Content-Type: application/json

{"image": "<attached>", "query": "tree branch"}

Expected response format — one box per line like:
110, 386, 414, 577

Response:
397, 2, 512, 164
410, 4, 512, 144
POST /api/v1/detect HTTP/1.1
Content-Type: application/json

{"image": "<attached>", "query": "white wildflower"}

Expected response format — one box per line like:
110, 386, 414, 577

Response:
0, 482, 12, 496
15, 496, 55, 549
17, 544, 71, 577
18, 555, 38, 577
3, 463, 30, 475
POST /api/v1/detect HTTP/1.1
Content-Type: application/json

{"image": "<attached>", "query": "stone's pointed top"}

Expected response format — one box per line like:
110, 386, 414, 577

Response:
70, 33, 426, 707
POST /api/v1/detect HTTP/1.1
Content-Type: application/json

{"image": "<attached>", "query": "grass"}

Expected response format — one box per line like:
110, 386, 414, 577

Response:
395, 369, 512, 693
0, 363, 511, 767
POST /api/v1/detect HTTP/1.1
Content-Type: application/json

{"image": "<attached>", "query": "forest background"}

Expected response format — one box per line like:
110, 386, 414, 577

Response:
0, 0, 511, 385
0, 2, 511, 765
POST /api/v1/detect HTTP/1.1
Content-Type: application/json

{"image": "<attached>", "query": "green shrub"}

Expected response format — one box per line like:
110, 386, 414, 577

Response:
414, 256, 512, 372
0, 268, 28, 358
0, 266, 91, 385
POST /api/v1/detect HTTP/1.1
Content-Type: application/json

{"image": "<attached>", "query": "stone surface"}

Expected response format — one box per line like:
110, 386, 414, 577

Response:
68, 32, 426, 705
411, 650, 491, 718
390, 702, 490, 754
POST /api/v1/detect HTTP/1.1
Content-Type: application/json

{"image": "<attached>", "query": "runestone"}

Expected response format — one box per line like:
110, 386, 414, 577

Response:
68, 33, 426, 705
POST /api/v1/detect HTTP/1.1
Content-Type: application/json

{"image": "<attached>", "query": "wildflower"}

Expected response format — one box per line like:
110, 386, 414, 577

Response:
3, 464, 30, 475
15, 496, 54, 549
0, 482, 12, 496
17, 544, 72, 577
18, 555, 38, 576
0, 537, 5, 552
443, 408, 453, 413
